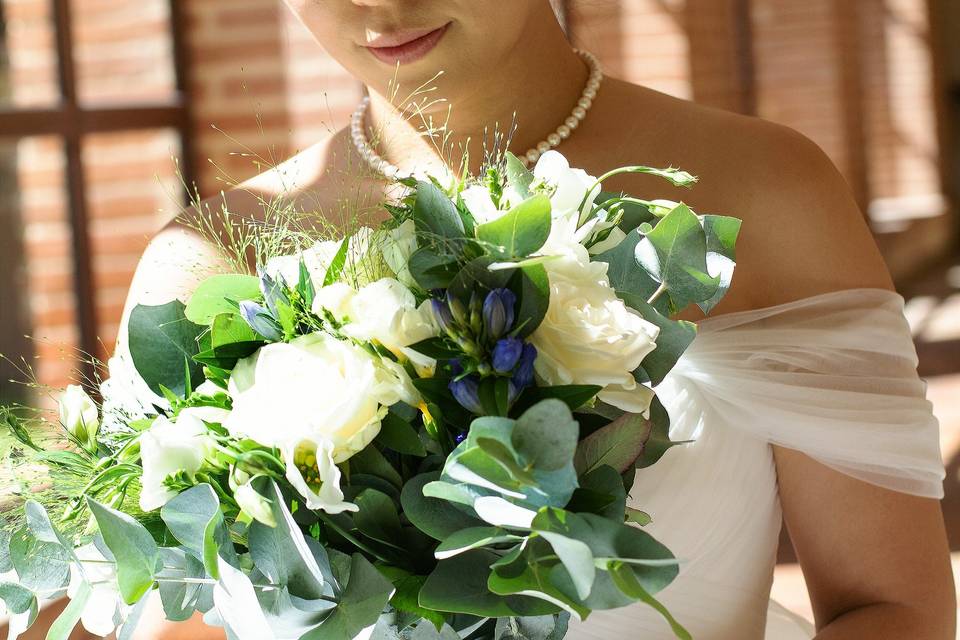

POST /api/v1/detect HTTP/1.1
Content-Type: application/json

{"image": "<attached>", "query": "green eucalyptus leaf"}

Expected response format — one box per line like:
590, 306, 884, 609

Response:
401, 472, 485, 541
609, 562, 691, 640
350, 445, 403, 489
409, 247, 460, 290
476, 194, 552, 259
420, 549, 559, 618
617, 293, 697, 386
160, 484, 237, 580
128, 300, 206, 397
434, 526, 524, 560
487, 540, 590, 620
634, 396, 685, 469
157, 547, 205, 622
510, 385, 602, 415
634, 203, 720, 312
698, 214, 742, 314
300, 554, 394, 640
567, 465, 627, 521
495, 613, 570, 640
512, 400, 578, 473
0, 581, 37, 616
9, 526, 70, 591
354, 489, 403, 547
185, 274, 260, 325
594, 229, 662, 311
376, 412, 427, 456
211, 312, 257, 348
414, 181, 465, 245
510, 263, 550, 339
574, 413, 652, 475
87, 498, 159, 605
0, 527, 11, 573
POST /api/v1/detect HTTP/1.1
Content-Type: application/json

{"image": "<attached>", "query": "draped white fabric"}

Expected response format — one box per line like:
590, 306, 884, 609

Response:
566, 288, 945, 640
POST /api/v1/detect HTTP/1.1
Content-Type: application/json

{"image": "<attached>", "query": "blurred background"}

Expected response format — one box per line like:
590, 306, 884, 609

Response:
1, 0, 959, 636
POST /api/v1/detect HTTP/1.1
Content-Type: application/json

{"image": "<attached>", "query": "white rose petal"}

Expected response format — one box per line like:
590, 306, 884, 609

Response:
224, 333, 409, 461
530, 255, 661, 416
533, 150, 601, 221
460, 184, 502, 225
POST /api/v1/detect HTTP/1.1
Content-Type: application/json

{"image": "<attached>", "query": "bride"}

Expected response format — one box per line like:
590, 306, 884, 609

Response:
126, 1, 955, 638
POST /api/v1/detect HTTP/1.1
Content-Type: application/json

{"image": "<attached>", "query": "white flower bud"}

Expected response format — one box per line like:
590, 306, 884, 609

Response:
58, 384, 100, 451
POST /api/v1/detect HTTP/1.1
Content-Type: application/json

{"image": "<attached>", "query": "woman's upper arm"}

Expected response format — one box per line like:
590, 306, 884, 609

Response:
773, 445, 955, 635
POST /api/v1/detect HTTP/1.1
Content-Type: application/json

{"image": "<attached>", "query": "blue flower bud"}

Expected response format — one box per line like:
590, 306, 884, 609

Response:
431, 298, 455, 334
449, 375, 483, 415
483, 288, 517, 339
258, 269, 289, 316
239, 300, 282, 341
454, 431, 468, 444
492, 337, 523, 373
514, 343, 537, 388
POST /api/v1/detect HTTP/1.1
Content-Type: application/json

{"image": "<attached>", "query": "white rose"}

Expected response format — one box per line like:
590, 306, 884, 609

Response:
59, 384, 99, 450
139, 406, 224, 512
67, 544, 129, 637
378, 219, 418, 287
530, 255, 660, 415
333, 278, 438, 376
224, 333, 408, 460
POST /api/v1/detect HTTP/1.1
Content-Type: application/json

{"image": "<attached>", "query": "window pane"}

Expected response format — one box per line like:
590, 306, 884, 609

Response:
0, 0, 61, 108
0, 135, 79, 397
84, 128, 183, 357
72, 0, 177, 104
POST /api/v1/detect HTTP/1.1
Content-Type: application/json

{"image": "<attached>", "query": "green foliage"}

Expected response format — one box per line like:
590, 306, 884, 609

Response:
87, 498, 160, 604
476, 195, 552, 259
161, 484, 237, 580
128, 300, 206, 397
300, 554, 394, 639
573, 413, 652, 476
185, 274, 260, 325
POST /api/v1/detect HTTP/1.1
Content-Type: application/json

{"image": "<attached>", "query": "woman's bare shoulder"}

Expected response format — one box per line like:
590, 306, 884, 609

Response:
597, 79, 894, 316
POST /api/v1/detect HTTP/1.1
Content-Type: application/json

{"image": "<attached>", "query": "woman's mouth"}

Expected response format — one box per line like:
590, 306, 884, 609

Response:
364, 23, 450, 65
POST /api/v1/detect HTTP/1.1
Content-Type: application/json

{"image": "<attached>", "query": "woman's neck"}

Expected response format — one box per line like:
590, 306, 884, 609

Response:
364, 17, 588, 176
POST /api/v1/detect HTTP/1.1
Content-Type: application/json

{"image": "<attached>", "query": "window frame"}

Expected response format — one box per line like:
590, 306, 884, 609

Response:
0, 0, 196, 382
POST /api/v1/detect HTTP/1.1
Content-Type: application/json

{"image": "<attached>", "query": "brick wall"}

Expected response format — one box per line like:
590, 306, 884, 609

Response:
2, 0, 952, 390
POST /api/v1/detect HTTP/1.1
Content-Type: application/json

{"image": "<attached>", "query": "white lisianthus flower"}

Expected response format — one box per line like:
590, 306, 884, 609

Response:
224, 333, 413, 512
530, 255, 661, 415
533, 150, 601, 222
378, 219, 418, 287
58, 384, 99, 450
284, 438, 357, 514
67, 544, 129, 637
139, 406, 225, 512
460, 184, 502, 224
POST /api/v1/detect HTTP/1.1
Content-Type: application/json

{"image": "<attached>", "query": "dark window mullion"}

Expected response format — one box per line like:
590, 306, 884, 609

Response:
52, 0, 98, 383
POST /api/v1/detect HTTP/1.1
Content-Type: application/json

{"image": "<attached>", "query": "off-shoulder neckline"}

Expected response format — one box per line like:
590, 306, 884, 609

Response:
692, 286, 904, 330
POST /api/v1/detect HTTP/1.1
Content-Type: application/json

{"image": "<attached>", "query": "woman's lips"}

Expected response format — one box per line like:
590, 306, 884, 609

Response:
364, 24, 450, 65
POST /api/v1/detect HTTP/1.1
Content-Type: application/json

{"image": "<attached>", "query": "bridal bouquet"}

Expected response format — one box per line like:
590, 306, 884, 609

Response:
0, 150, 740, 640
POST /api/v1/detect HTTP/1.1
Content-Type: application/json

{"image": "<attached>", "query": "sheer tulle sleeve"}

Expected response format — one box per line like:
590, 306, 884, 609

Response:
660, 287, 945, 499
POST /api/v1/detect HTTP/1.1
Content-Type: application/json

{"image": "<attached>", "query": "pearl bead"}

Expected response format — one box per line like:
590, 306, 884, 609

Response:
584, 88, 597, 99
572, 106, 587, 119
536, 141, 551, 153
578, 97, 592, 109
526, 149, 540, 164
557, 125, 571, 139
547, 133, 561, 146
565, 116, 579, 129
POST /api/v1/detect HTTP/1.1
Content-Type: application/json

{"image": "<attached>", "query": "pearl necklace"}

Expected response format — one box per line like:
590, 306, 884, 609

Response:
350, 49, 603, 178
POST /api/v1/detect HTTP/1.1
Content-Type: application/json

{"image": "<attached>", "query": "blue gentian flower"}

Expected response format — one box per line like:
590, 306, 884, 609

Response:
449, 375, 483, 414
482, 288, 517, 339
239, 300, 282, 341
492, 337, 523, 373
431, 298, 455, 334
514, 343, 538, 388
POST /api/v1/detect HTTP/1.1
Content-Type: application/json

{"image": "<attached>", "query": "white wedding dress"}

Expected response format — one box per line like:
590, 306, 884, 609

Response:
566, 287, 946, 640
